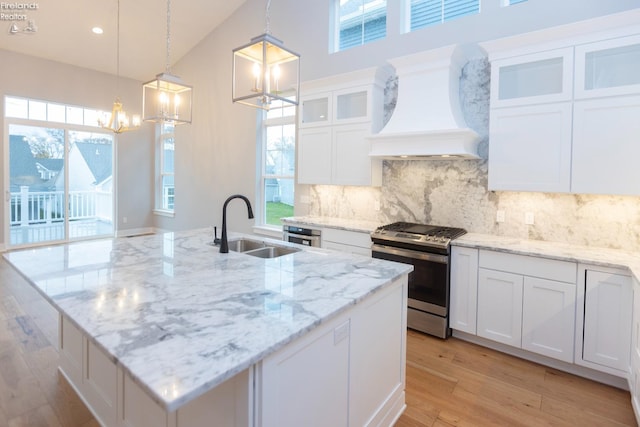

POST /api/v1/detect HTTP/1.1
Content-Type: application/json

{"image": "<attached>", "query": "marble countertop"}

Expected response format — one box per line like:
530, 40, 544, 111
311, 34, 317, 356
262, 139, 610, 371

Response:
281, 216, 382, 233
3, 229, 411, 412
454, 233, 640, 281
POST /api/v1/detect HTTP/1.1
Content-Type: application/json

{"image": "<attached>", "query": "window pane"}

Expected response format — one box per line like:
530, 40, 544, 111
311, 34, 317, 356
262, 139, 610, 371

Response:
66, 106, 84, 125
410, 0, 479, 31
28, 100, 47, 121
265, 124, 295, 176
266, 99, 297, 119
264, 178, 294, 226
47, 103, 66, 123
338, 0, 387, 51
162, 121, 175, 134
163, 136, 175, 174
84, 109, 100, 127
162, 176, 175, 210
6, 97, 28, 118
509, 0, 527, 4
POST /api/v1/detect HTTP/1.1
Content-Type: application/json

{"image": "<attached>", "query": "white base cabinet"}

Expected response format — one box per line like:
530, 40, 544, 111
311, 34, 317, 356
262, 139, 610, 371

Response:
628, 275, 640, 425
576, 265, 633, 375
521, 277, 576, 363
477, 268, 523, 347
458, 248, 577, 364
449, 246, 479, 334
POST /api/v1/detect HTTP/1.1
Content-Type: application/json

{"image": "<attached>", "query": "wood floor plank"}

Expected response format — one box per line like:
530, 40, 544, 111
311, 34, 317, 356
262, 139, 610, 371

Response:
0, 347, 49, 419
7, 404, 62, 427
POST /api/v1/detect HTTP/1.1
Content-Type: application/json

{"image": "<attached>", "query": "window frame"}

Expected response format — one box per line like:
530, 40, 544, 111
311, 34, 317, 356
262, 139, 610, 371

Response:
154, 121, 175, 216
403, 0, 480, 33
256, 102, 296, 230
333, 0, 388, 52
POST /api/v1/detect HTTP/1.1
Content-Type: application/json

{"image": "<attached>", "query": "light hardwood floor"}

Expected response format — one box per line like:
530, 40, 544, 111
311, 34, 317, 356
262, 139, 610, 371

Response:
0, 257, 636, 426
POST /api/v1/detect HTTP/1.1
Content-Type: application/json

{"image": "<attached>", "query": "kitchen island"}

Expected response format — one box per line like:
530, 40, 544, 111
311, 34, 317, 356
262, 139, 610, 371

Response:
3, 229, 411, 427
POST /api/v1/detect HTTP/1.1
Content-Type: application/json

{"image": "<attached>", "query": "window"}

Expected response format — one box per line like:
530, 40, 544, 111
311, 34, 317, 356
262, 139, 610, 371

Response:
408, 0, 479, 32
5, 96, 104, 127
336, 0, 387, 51
260, 100, 295, 228
156, 122, 175, 212
506, 0, 527, 4
5, 96, 115, 247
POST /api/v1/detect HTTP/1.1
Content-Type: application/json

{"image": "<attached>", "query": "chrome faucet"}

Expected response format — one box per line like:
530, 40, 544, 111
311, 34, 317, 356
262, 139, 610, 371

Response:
219, 194, 254, 253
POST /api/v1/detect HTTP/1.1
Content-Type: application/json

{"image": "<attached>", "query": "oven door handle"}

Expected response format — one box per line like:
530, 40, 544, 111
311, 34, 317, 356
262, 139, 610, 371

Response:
372, 244, 448, 264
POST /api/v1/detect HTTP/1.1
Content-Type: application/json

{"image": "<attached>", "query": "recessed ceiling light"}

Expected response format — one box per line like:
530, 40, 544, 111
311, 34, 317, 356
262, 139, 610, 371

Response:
92, 27, 104, 35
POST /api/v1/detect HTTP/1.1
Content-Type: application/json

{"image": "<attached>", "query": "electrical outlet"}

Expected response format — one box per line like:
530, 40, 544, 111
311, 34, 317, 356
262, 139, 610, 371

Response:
496, 210, 505, 223
525, 212, 535, 225
123, 216, 128, 224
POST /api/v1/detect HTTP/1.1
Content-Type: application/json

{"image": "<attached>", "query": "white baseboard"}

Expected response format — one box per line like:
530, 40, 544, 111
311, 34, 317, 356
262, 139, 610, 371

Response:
116, 227, 156, 238
452, 330, 629, 390
0, 243, 5, 253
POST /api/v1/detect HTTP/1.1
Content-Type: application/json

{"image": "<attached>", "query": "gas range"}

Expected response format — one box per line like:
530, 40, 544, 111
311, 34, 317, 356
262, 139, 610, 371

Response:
371, 221, 467, 338
371, 221, 467, 253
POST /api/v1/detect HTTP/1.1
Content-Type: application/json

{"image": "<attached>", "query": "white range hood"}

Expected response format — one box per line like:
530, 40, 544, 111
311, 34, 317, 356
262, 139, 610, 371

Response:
369, 44, 484, 159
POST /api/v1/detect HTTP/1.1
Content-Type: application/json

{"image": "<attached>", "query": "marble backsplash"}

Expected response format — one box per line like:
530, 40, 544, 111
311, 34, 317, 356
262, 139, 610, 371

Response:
307, 58, 640, 252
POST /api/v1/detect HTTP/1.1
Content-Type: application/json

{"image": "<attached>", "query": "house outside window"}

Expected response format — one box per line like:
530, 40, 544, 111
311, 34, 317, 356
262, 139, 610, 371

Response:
335, 0, 387, 52
407, 0, 480, 32
260, 100, 295, 228
156, 122, 175, 212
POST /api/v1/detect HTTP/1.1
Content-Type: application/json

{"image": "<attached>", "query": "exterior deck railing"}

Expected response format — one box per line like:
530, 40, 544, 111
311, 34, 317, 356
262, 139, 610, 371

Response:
10, 186, 112, 226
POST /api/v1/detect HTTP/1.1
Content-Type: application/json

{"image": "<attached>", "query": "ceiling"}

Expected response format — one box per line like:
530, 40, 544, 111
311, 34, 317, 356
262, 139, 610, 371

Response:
0, 0, 247, 81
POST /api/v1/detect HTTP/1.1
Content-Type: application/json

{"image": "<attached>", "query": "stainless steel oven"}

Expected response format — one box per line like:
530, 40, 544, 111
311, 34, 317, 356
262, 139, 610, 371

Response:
371, 222, 466, 339
283, 225, 321, 247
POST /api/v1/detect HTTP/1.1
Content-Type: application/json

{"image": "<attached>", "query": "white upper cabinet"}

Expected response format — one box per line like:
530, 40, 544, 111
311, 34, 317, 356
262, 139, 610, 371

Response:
482, 12, 640, 195
488, 103, 572, 192
574, 34, 640, 99
571, 95, 640, 196
490, 48, 573, 108
300, 93, 331, 127
297, 66, 391, 186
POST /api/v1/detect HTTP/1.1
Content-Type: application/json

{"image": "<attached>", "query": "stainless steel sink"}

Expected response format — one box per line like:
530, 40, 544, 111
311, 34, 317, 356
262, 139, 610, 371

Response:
227, 238, 301, 258
227, 238, 266, 252
243, 246, 300, 258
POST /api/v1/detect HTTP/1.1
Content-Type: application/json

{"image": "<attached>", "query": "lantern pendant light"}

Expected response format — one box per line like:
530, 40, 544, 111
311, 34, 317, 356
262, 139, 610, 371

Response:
142, 0, 193, 124
232, 0, 300, 110
98, 0, 141, 134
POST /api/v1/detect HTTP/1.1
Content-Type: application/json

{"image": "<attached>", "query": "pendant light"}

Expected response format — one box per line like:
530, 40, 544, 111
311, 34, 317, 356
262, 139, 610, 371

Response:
98, 0, 141, 134
232, 0, 300, 110
142, 0, 193, 125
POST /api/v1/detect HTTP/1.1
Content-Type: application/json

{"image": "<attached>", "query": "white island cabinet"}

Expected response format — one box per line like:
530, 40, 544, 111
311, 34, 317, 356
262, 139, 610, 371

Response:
5, 229, 410, 427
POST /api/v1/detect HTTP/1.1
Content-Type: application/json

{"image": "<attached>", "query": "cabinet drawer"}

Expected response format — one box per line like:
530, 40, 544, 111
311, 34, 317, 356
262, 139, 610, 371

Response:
479, 250, 576, 283
322, 228, 372, 249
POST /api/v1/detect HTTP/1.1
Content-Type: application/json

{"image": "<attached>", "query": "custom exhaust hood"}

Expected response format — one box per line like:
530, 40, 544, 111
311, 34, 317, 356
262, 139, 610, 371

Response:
369, 44, 484, 159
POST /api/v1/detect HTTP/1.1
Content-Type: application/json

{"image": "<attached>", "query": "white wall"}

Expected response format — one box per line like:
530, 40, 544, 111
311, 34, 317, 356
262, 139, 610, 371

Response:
0, 49, 154, 246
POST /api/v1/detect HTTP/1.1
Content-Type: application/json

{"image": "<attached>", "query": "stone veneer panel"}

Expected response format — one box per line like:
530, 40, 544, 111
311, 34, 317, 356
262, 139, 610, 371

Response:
308, 58, 640, 252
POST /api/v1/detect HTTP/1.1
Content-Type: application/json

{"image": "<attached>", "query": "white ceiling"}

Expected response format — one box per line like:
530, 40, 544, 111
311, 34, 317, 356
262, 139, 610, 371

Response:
0, 0, 247, 81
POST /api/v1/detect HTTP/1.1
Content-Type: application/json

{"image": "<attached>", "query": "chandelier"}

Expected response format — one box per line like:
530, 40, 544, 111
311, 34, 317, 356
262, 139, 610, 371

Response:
98, 0, 140, 134
142, 0, 192, 125
232, 0, 300, 110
